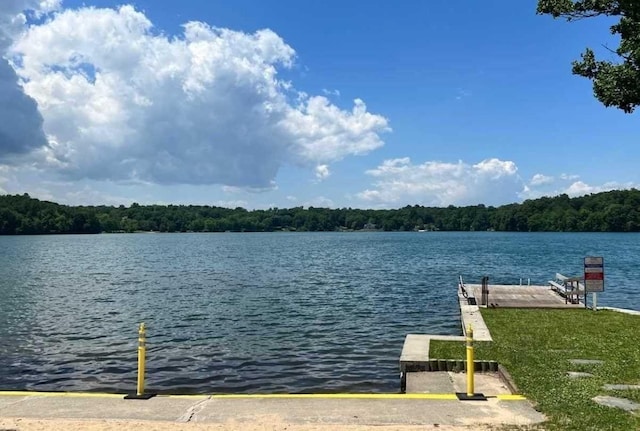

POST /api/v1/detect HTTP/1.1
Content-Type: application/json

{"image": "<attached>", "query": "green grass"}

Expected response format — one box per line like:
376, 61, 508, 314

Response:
429, 309, 640, 431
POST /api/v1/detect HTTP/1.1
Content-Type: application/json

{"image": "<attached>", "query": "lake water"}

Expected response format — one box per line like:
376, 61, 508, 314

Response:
0, 232, 638, 394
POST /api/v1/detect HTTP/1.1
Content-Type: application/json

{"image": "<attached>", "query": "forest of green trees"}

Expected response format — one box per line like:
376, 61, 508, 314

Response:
1, 189, 640, 235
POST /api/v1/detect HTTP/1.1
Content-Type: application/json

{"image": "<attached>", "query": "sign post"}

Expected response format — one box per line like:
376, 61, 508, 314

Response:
584, 257, 604, 311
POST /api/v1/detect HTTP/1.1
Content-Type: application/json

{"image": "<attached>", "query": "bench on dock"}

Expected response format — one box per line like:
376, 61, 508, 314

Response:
549, 273, 585, 304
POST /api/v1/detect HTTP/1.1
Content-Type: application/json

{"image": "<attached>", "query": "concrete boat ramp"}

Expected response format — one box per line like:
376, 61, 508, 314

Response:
0, 391, 544, 430
0, 279, 555, 430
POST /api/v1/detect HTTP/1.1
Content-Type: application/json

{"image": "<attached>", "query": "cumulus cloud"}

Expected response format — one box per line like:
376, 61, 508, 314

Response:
0, 60, 48, 157
521, 173, 638, 200
0, 165, 8, 193
211, 199, 249, 209
315, 164, 330, 180
560, 173, 580, 181
473, 158, 516, 179
565, 181, 596, 196
0, 0, 49, 159
283, 97, 389, 163
358, 157, 522, 207
322, 88, 340, 97
55, 186, 133, 206
530, 173, 554, 186
9, 5, 389, 188
222, 184, 277, 193
563, 180, 637, 197
304, 196, 334, 208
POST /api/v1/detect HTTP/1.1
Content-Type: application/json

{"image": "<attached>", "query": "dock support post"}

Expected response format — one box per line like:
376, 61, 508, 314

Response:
125, 323, 156, 400
456, 325, 486, 401
481, 276, 489, 306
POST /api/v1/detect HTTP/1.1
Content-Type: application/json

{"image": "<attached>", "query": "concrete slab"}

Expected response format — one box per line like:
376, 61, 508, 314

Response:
0, 395, 30, 410
449, 373, 511, 396
406, 372, 454, 393
406, 372, 512, 396
592, 395, 640, 412
458, 287, 492, 342
400, 334, 466, 372
603, 384, 640, 391
0, 395, 206, 422
567, 372, 594, 379
192, 398, 546, 427
569, 359, 604, 366
400, 334, 432, 364
0, 393, 547, 428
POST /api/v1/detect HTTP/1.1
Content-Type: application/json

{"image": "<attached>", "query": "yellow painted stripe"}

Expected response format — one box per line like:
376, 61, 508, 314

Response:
0, 391, 527, 401
209, 393, 460, 400
173, 393, 526, 401
496, 394, 526, 401
0, 391, 125, 398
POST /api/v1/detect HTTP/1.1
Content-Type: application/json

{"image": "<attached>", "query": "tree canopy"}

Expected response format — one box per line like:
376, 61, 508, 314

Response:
1, 189, 640, 234
537, 0, 640, 112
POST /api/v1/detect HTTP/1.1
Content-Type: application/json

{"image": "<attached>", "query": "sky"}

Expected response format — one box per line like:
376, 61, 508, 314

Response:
0, 0, 637, 209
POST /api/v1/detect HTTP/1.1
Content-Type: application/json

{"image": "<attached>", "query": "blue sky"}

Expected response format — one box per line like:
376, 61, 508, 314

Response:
0, 0, 636, 208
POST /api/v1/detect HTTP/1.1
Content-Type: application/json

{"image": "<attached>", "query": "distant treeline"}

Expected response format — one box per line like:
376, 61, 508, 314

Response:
1, 189, 640, 234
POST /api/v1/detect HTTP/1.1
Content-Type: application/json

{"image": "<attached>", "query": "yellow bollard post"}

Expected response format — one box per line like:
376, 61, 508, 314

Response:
466, 325, 474, 397
456, 324, 486, 401
125, 323, 156, 400
137, 322, 146, 396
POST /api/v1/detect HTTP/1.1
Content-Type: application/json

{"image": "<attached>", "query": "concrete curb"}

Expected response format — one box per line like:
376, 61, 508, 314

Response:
598, 307, 640, 316
497, 364, 520, 395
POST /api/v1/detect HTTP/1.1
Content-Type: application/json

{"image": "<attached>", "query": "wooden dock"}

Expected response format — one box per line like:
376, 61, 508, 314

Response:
464, 284, 584, 309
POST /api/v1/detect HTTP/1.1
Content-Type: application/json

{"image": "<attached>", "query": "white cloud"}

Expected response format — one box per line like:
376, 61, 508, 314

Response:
9, 5, 389, 189
283, 97, 389, 163
0, 60, 48, 158
36, 0, 61, 14
473, 158, 516, 179
455, 88, 471, 100
559, 173, 580, 181
521, 172, 639, 200
565, 181, 593, 196
322, 88, 340, 97
222, 184, 277, 193
564, 181, 636, 197
212, 200, 249, 209
286, 195, 297, 201
304, 196, 334, 208
358, 157, 521, 207
0, 0, 49, 159
55, 186, 133, 206
0, 165, 8, 193
1, 1, 58, 48
315, 164, 330, 180
530, 173, 554, 186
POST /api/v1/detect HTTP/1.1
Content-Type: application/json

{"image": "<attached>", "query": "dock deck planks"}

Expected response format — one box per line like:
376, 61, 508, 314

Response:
464, 284, 585, 309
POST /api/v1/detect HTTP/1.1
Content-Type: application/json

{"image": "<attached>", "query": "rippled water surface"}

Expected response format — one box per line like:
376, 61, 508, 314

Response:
0, 232, 638, 393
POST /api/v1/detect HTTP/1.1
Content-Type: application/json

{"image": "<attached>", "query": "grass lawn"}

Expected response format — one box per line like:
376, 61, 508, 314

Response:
429, 309, 640, 431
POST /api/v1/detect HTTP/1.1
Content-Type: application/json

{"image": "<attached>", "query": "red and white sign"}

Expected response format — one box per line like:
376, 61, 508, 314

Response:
584, 256, 604, 292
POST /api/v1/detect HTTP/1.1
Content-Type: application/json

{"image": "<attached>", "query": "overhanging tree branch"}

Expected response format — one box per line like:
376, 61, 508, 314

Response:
538, 0, 640, 113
